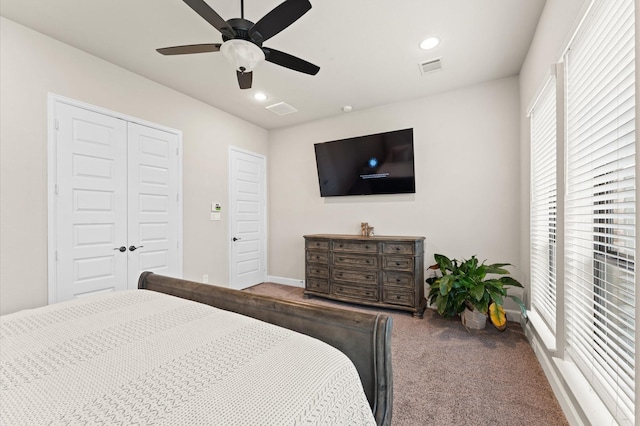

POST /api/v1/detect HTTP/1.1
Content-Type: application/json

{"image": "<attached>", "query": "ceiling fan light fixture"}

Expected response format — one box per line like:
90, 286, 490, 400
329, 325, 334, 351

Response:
159, 0, 320, 89
220, 39, 265, 72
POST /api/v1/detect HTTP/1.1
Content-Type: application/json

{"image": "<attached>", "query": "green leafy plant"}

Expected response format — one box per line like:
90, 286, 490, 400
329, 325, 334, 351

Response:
426, 253, 527, 331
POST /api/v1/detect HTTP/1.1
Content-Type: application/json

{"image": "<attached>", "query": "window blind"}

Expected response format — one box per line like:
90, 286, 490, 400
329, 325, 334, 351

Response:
565, 0, 635, 423
530, 76, 558, 333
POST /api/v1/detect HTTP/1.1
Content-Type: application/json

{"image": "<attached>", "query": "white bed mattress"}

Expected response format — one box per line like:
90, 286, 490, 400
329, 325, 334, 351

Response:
0, 290, 376, 425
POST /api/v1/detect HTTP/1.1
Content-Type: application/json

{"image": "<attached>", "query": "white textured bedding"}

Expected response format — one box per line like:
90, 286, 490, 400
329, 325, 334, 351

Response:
0, 290, 375, 425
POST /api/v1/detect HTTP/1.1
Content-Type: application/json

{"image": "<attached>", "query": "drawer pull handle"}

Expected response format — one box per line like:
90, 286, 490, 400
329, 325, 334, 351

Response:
396, 296, 401, 299
396, 279, 401, 282
366, 275, 372, 279
366, 292, 371, 295
366, 260, 370, 264
316, 256, 320, 259
396, 247, 401, 250
396, 262, 401, 266
365, 245, 369, 249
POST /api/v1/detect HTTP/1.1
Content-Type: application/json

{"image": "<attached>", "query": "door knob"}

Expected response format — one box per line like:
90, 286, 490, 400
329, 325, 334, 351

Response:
129, 245, 144, 251
113, 246, 126, 252
232, 237, 241, 242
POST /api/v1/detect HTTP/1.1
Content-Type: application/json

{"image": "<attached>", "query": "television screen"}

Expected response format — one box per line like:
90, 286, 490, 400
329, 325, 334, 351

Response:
314, 128, 415, 197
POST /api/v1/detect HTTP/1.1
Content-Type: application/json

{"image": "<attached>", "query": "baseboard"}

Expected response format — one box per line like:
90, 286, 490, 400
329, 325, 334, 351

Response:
505, 308, 522, 323
267, 276, 305, 288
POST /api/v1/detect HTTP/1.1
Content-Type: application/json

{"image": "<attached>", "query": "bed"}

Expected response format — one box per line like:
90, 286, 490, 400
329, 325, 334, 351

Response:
1, 272, 393, 425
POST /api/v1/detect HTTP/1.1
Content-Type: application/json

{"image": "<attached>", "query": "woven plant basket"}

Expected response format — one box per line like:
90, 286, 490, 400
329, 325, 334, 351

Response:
461, 308, 486, 330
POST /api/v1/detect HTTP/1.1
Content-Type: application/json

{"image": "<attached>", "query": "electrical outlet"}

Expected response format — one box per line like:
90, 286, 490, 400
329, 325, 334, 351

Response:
203, 274, 208, 283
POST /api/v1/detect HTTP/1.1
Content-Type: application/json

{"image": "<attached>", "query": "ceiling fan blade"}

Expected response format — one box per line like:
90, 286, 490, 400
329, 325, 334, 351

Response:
183, 0, 236, 39
237, 70, 253, 89
157, 44, 222, 55
264, 48, 319, 75
249, 0, 312, 44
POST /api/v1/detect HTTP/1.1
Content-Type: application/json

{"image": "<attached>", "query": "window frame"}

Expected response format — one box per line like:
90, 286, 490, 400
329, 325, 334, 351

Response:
527, 0, 636, 423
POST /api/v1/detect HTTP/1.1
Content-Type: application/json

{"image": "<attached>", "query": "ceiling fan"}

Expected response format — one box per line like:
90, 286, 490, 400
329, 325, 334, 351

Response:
157, 0, 320, 89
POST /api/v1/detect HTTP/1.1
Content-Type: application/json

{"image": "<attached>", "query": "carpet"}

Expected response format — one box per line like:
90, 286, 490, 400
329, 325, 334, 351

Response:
244, 283, 568, 426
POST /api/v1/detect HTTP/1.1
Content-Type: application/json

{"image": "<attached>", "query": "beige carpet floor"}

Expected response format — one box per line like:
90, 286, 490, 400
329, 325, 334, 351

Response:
244, 282, 568, 426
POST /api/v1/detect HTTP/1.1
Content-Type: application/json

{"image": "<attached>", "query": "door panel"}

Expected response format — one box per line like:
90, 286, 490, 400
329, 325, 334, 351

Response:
127, 123, 180, 286
55, 103, 128, 300
230, 149, 266, 289
52, 101, 182, 303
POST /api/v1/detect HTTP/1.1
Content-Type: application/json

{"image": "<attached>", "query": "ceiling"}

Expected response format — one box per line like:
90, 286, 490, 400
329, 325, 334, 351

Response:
0, 0, 546, 130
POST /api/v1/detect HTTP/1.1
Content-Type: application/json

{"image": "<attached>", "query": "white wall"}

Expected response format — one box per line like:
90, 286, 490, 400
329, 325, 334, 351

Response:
268, 76, 522, 289
0, 18, 268, 315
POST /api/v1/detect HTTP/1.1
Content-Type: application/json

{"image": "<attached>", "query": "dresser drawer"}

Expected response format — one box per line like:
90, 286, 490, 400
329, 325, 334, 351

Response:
382, 256, 414, 271
332, 268, 378, 285
382, 242, 415, 255
382, 271, 415, 289
333, 283, 379, 302
382, 289, 414, 307
333, 253, 378, 268
305, 239, 329, 250
332, 240, 378, 253
306, 251, 329, 264
306, 278, 329, 294
307, 265, 329, 279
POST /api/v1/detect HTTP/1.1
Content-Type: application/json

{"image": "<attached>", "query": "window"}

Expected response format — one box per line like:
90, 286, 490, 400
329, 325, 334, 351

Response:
530, 76, 558, 333
564, 0, 635, 423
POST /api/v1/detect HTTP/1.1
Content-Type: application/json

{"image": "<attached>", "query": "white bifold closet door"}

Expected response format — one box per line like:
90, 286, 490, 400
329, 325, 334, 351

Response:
54, 102, 180, 303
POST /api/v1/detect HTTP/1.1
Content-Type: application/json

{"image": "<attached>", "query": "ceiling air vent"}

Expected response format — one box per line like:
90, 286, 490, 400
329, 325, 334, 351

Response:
266, 102, 298, 116
418, 58, 442, 76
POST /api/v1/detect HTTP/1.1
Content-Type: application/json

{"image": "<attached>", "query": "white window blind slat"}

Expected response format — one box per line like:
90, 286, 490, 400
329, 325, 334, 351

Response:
530, 75, 558, 332
567, 0, 633, 75
570, 38, 634, 107
564, 0, 636, 423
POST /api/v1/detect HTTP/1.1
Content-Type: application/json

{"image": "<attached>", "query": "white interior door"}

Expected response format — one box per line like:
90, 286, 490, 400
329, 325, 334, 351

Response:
55, 103, 129, 301
127, 123, 180, 285
51, 98, 182, 303
229, 148, 267, 289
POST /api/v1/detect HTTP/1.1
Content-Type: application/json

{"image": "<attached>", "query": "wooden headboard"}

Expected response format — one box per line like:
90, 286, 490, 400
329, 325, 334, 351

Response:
138, 272, 393, 426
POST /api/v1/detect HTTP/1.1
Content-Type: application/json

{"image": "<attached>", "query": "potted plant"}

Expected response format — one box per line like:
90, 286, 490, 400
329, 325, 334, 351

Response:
426, 254, 527, 331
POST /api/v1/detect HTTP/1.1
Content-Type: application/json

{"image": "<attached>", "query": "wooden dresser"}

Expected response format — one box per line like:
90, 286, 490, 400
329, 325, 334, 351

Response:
304, 234, 426, 318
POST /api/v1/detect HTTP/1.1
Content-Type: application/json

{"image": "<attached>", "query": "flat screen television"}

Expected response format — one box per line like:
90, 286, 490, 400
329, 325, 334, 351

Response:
314, 128, 415, 197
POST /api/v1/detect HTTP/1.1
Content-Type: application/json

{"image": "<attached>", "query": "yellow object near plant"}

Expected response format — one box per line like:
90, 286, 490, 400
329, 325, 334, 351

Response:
488, 302, 507, 332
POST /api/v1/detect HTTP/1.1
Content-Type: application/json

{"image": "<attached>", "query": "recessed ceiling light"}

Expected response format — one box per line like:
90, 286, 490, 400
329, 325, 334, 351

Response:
420, 37, 440, 50
253, 92, 268, 101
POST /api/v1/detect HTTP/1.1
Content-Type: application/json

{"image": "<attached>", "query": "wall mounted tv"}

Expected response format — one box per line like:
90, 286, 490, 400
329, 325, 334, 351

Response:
314, 128, 415, 197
